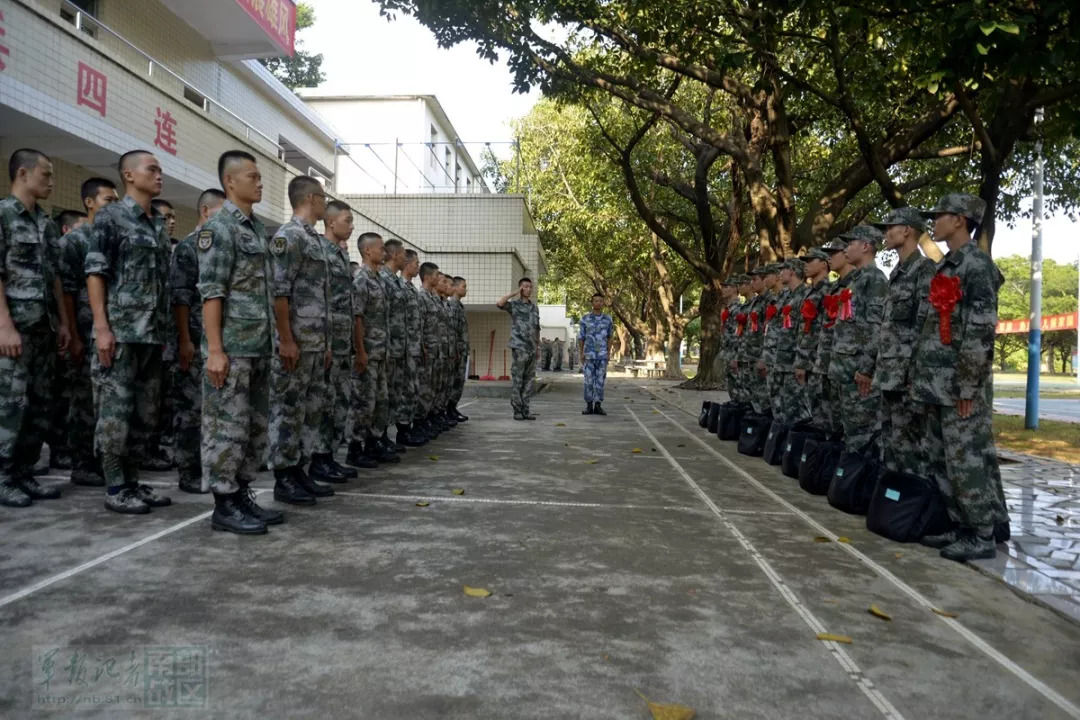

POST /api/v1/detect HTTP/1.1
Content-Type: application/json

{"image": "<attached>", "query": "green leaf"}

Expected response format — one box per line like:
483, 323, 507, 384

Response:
976, 42, 990, 55
997, 22, 1020, 35
979, 21, 998, 36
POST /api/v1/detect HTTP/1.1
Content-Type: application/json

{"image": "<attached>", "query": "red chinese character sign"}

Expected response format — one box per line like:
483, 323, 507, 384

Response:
996, 312, 1079, 334
76, 62, 107, 117
154, 108, 177, 155
235, 0, 296, 56
0, 10, 10, 72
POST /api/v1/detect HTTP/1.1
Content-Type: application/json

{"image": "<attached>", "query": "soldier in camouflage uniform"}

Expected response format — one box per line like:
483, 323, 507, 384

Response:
912, 194, 1009, 562
380, 239, 423, 448
553, 337, 564, 371
793, 247, 833, 431
348, 232, 399, 465
321, 201, 368, 471
774, 259, 810, 425
0, 149, 72, 507
412, 262, 444, 439
402, 251, 429, 442
198, 151, 282, 534
760, 264, 788, 418
58, 178, 119, 487
86, 151, 172, 515
449, 276, 470, 422
541, 338, 552, 371
578, 293, 614, 415
724, 275, 751, 404
743, 265, 775, 416
267, 175, 342, 504
145, 197, 178, 471
497, 277, 541, 420
567, 337, 578, 372
827, 224, 888, 454
169, 188, 224, 494
870, 208, 936, 477
435, 273, 458, 428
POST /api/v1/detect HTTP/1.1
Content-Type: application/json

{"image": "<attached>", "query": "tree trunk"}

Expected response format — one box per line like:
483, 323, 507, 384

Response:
680, 280, 725, 389
664, 324, 687, 380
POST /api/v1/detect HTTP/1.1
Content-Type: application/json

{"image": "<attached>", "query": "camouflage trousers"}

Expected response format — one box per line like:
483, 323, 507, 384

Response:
46, 357, 73, 454
0, 324, 55, 469
171, 355, 202, 476
269, 351, 330, 469
541, 346, 551, 371
202, 356, 269, 495
433, 354, 448, 410
776, 371, 810, 426
386, 355, 409, 425
350, 356, 389, 439
321, 353, 352, 450
766, 368, 783, 418
415, 352, 434, 420
450, 351, 466, 405
510, 348, 536, 414
91, 342, 162, 487
832, 379, 880, 454
743, 363, 770, 416
582, 358, 608, 403
806, 372, 834, 433
67, 347, 96, 471
920, 396, 1008, 530
725, 360, 746, 404
880, 390, 922, 476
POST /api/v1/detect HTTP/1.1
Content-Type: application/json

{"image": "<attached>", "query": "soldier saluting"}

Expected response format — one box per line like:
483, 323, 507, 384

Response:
497, 278, 541, 420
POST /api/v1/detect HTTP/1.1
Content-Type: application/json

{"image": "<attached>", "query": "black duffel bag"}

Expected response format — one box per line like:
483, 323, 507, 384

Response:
762, 420, 789, 466
827, 436, 882, 515
781, 424, 825, 479
706, 402, 723, 434
698, 401, 712, 428
717, 402, 747, 441
737, 412, 772, 457
866, 470, 954, 542
798, 436, 845, 496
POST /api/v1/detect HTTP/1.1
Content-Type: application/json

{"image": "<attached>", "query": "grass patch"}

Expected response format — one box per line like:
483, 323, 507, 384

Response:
994, 389, 1080, 399
994, 414, 1080, 465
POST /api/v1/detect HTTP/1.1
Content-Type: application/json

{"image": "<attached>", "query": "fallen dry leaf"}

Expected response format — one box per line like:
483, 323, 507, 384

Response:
868, 604, 892, 621
813, 536, 831, 543
823, 598, 838, 604
452, 488, 465, 496
631, 448, 643, 454
816, 632, 852, 644
587, 459, 599, 464
463, 586, 492, 598
1056, 515, 1066, 525
931, 608, 958, 618
634, 690, 695, 720
555, 422, 566, 427
651, 410, 660, 414
604, 654, 610, 661
415, 501, 430, 507
836, 537, 852, 544
677, 443, 686, 448
428, 455, 439, 462
894, 552, 904, 559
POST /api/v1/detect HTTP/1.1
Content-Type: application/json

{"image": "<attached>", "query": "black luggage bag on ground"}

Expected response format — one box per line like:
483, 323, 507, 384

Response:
798, 435, 845, 496
737, 412, 772, 457
827, 437, 883, 515
707, 403, 723, 434
698, 401, 712, 428
866, 470, 954, 542
781, 424, 825, 479
762, 420, 789, 466
717, 402, 747, 441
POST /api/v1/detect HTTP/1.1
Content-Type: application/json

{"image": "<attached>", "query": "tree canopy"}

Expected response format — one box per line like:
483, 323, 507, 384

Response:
260, 3, 326, 89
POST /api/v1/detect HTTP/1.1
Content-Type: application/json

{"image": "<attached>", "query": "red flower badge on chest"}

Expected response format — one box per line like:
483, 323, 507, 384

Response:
749, 311, 760, 333
765, 304, 778, 323
929, 274, 963, 345
735, 312, 748, 336
800, 299, 817, 334
721, 308, 730, 327
782, 305, 793, 329
838, 288, 853, 321
823, 294, 839, 328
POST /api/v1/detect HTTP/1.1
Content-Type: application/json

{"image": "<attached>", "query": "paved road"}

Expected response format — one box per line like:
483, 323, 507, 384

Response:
994, 397, 1080, 423
2, 381, 1080, 719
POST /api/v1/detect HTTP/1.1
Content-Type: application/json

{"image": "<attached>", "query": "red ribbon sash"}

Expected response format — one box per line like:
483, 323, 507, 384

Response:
735, 313, 748, 337
838, 288, 853, 321
782, 305, 793, 329
929, 274, 963, 344
750, 311, 760, 333
800, 299, 817, 334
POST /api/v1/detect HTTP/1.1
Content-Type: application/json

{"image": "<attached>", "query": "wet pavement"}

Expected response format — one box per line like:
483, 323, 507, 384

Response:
2, 378, 1080, 719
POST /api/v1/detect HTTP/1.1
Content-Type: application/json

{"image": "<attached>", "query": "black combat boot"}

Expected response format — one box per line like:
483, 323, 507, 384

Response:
430, 412, 449, 432
104, 486, 150, 515
331, 455, 358, 478
15, 470, 62, 500
451, 404, 468, 422
940, 528, 997, 562
0, 459, 32, 507
211, 492, 268, 535
50, 448, 73, 470
123, 460, 171, 507
583, 402, 594, 415
309, 454, 349, 484
397, 424, 425, 448
366, 432, 400, 464
412, 419, 434, 443
382, 429, 406, 454
592, 402, 607, 416
236, 486, 283, 525
70, 457, 105, 487
178, 470, 206, 494
273, 468, 316, 505
293, 466, 335, 497
441, 409, 459, 427
345, 440, 378, 469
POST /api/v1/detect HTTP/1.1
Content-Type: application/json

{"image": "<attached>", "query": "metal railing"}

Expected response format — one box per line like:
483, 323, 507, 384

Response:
46, 0, 284, 157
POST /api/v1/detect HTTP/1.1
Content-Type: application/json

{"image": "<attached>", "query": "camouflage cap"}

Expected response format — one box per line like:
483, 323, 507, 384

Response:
720, 275, 739, 286
798, 247, 831, 263
920, 192, 986, 224
839, 223, 884, 248
821, 238, 847, 252
749, 266, 771, 277
781, 257, 806, 275
872, 206, 925, 233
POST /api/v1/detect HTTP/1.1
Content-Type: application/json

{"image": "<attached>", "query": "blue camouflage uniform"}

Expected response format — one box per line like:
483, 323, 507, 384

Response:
578, 312, 614, 403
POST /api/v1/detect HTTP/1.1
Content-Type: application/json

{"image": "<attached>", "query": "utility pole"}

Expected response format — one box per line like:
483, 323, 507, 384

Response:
1025, 107, 1044, 429
393, 138, 399, 195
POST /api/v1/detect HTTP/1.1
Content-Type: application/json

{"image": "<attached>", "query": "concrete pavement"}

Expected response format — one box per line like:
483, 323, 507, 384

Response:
994, 397, 1080, 423
2, 378, 1080, 719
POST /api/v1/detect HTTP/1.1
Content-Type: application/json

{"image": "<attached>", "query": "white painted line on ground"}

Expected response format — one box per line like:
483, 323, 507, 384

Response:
652, 405, 1080, 720
628, 407, 905, 720
332, 491, 703, 513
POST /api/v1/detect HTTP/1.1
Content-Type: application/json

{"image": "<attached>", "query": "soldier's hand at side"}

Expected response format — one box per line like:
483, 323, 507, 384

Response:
56, 325, 71, 354
324, 350, 332, 370
279, 338, 299, 372
178, 339, 195, 372
95, 326, 116, 368
756, 360, 767, 378
730, 360, 738, 372
355, 350, 368, 374
855, 371, 873, 397
795, 368, 806, 385
0, 323, 22, 358
70, 334, 85, 366
956, 398, 974, 419
207, 349, 229, 389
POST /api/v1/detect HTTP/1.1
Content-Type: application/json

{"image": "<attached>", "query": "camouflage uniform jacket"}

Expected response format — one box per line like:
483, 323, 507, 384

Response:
85, 195, 170, 344
169, 228, 203, 344
324, 237, 353, 356
794, 278, 830, 374
812, 274, 851, 376
439, 296, 455, 359
828, 264, 888, 384
762, 288, 789, 367
58, 224, 95, 338
774, 284, 810, 372
353, 263, 388, 361
500, 298, 540, 353
196, 200, 273, 358
738, 294, 767, 365
874, 251, 936, 392
911, 242, 1003, 406
404, 280, 422, 358
418, 287, 442, 358
269, 217, 330, 352
0, 194, 62, 332
378, 267, 407, 360
718, 298, 742, 364
578, 311, 614, 360
451, 297, 469, 356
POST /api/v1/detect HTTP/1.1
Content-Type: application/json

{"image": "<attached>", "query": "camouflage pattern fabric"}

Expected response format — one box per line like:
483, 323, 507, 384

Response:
567, 341, 577, 371
552, 338, 564, 371
169, 230, 204, 477
201, 357, 270, 494
269, 218, 330, 352
880, 390, 923, 475
59, 226, 97, 470
350, 358, 389, 437
380, 268, 409, 423
450, 296, 469, 404
91, 343, 163, 486
437, 296, 454, 408
404, 281, 424, 421
875, 251, 936, 393
325, 239, 354, 356
324, 354, 352, 450
0, 194, 63, 332
579, 311, 614, 404
502, 298, 540, 414
66, 349, 96, 472
0, 327, 55, 470
738, 294, 769, 415
353, 265, 388, 361
269, 351, 330, 468
583, 359, 608, 403
417, 286, 442, 417
510, 348, 537, 414
774, 285, 809, 424
541, 339, 552, 371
